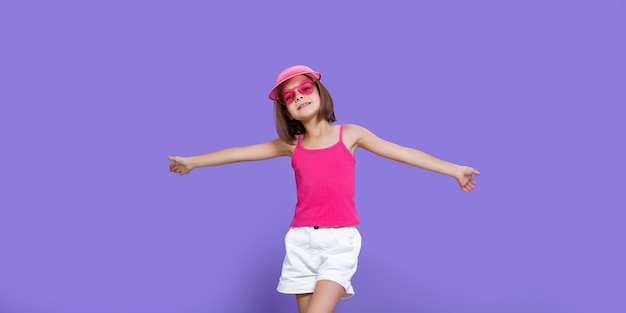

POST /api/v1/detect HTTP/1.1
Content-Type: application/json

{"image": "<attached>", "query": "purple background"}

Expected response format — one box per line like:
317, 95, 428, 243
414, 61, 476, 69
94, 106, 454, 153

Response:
1, 1, 625, 312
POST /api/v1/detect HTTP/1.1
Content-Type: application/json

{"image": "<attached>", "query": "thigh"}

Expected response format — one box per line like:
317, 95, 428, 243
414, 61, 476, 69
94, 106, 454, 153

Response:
295, 293, 312, 313
306, 280, 345, 313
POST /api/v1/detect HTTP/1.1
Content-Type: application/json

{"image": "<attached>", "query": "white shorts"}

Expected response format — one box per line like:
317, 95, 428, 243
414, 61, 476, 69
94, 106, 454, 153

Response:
277, 226, 362, 299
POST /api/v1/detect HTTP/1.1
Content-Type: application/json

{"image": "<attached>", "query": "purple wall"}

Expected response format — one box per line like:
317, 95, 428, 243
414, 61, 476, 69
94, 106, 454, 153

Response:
1, 1, 625, 312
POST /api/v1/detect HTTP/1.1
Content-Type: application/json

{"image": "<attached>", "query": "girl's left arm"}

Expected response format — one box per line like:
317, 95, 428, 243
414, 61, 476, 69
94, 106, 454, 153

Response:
350, 124, 480, 192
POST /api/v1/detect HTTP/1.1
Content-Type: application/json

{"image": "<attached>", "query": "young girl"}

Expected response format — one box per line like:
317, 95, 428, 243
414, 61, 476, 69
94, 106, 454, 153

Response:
168, 65, 480, 313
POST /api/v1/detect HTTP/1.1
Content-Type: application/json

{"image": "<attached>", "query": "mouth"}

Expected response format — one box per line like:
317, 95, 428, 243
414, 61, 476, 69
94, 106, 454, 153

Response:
297, 102, 311, 110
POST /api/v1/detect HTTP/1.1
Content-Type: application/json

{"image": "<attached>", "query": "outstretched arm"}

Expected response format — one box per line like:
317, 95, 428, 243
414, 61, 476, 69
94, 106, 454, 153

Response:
351, 125, 480, 192
168, 138, 292, 175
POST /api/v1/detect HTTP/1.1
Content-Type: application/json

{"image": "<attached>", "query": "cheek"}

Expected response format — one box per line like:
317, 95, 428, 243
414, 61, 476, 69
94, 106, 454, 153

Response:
313, 90, 322, 101
312, 93, 322, 108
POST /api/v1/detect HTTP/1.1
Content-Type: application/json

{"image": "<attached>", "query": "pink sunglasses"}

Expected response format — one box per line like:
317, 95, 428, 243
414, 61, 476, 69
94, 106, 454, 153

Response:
279, 80, 316, 105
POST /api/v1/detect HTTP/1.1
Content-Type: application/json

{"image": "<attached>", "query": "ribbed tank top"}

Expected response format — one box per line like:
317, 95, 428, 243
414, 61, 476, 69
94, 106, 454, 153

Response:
290, 125, 360, 227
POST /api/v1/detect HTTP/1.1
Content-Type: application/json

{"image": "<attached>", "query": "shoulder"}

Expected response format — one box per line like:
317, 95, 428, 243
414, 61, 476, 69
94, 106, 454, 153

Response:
342, 124, 408, 158
342, 124, 377, 151
270, 137, 297, 156
343, 123, 374, 139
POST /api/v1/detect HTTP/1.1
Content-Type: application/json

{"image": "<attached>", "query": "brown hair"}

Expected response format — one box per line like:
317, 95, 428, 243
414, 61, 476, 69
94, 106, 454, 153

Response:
273, 74, 336, 143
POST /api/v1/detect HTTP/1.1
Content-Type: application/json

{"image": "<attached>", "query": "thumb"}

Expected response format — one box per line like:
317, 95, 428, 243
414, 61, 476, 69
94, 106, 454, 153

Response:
167, 155, 176, 161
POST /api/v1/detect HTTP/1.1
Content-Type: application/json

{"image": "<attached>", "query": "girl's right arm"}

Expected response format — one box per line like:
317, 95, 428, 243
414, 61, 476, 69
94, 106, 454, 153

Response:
168, 138, 292, 175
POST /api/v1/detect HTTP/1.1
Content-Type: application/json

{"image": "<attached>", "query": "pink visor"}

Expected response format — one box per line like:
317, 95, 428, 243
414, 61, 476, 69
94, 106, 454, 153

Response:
268, 65, 322, 101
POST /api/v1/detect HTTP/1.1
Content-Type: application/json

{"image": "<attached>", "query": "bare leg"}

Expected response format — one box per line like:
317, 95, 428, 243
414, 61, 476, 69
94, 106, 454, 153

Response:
303, 280, 345, 313
296, 293, 313, 313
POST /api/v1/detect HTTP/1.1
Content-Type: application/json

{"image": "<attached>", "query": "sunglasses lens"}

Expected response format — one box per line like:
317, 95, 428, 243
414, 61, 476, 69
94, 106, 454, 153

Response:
281, 90, 295, 105
298, 81, 314, 95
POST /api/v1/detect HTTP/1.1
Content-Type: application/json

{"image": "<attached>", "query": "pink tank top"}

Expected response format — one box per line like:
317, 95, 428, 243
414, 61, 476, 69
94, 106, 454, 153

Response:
290, 125, 360, 227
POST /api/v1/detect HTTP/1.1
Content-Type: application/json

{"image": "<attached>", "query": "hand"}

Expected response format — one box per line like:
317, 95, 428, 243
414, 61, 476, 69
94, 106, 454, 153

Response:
168, 155, 193, 175
454, 166, 480, 192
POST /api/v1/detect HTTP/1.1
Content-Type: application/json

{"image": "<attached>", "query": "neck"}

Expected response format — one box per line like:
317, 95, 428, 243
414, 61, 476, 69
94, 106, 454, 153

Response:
301, 119, 332, 138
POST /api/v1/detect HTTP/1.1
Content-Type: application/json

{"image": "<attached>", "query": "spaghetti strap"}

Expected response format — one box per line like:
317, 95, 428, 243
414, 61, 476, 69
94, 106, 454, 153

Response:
297, 134, 302, 145
339, 124, 344, 141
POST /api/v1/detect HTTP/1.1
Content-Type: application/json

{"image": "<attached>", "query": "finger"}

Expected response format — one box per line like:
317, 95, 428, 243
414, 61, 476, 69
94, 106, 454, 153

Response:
473, 169, 480, 176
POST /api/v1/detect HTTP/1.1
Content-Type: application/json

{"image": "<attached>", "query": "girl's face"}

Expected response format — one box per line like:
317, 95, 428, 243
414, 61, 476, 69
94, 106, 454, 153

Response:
281, 75, 321, 121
